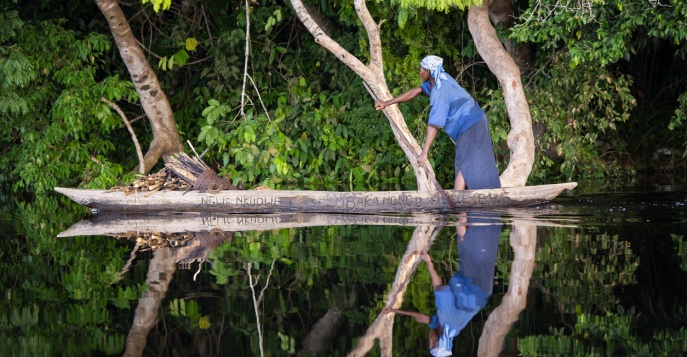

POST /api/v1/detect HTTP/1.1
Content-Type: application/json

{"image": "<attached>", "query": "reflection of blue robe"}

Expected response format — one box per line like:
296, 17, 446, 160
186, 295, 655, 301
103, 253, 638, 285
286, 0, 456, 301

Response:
429, 214, 501, 338
429, 272, 488, 335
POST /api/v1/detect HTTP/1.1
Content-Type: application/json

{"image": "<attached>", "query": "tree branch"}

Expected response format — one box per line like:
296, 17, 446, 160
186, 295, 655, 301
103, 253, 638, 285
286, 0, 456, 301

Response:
118, 243, 140, 281
246, 259, 277, 357
248, 74, 272, 122
241, 0, 251, 119
289, 0, 369, 77
354, 0, 384, 77
101, 97, 146, 174
348, 224, 442, 356
289, 0, 436, 192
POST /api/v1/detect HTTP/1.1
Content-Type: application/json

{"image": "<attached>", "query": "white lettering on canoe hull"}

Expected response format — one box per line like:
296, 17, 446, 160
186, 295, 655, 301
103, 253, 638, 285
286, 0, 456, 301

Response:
199, 192, 512, 210
201, 196, 281, 206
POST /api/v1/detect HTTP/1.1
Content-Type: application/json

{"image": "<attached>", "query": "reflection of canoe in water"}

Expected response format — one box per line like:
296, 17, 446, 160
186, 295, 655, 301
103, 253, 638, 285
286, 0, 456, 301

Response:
55, 182, 577, 214
56, 212, 452, 237
56, 209, 577, 238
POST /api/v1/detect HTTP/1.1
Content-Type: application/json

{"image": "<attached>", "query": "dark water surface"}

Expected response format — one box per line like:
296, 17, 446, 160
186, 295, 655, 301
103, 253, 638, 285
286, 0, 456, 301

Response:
2, 189, 687, 356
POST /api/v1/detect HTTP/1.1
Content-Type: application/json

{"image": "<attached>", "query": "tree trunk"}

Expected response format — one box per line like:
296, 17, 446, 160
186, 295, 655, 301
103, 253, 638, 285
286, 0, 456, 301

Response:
477, 220, 536, 356
96, 0, 182, 173
289, 0, 436, 193
298, 308, 345, 357
469, 1, 534, 187
123, 248, 177, 357
488, 0, 534, 73
348, 224, 441, 356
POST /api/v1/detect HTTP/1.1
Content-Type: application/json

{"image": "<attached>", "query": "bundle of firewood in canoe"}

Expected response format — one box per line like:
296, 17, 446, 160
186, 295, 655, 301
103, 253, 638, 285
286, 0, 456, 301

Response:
108, 152, 242, 195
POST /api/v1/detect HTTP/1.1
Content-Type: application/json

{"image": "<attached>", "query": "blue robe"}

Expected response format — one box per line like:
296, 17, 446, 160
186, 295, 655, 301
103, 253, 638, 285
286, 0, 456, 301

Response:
421, 78, 501, 189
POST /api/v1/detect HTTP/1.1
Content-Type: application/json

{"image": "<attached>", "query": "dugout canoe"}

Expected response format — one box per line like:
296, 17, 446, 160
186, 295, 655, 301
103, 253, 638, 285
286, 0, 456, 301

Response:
55, 182, 577, 214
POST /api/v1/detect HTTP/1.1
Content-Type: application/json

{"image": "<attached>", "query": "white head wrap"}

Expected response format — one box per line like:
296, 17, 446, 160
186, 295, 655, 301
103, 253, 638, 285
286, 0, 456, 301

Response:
420, 55, 449, 89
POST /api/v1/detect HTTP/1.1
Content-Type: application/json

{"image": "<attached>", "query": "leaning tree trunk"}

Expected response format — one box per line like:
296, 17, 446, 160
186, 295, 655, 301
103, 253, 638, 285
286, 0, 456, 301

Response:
348, 223, 442, 356
488, 0, 534, 73
96, 0, 182, 173
289, 0, 436, 193
298, 308, 345, 357
123, 248, 177, 357
468, 1, 534, 187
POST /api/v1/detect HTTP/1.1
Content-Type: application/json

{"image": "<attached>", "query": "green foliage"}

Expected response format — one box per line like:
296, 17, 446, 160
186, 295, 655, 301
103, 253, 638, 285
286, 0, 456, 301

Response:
389, 0, 482, 12
4, 0, 687, 195
0, 14, 141, 194
142, 0, 171, 12
488, 52, 636, 183
510, 0, 687, 172
520, 314, 687, 356
197, 82, 421, 188
513, 0, 687, 66
535, 230, 637, 314
673, 234, 687, 272
0, 10, 22, 42
668, 92, 687, 154
0, 197, 139, 356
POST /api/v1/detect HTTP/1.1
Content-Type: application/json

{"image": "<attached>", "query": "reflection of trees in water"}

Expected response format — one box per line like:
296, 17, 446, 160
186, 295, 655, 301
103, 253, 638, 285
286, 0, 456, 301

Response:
0, 200, 135, 356
134, 224, 420, 356
518, 226, 687, 355
6, 202, 687, 356
526, 230, 637, 321
118, 229, 233, 357
623, 230, 687, 330
100, 222, 687, 356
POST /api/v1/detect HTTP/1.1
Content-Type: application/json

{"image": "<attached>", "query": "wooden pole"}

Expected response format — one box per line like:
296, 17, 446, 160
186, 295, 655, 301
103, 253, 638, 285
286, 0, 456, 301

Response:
363, 81, 456, 208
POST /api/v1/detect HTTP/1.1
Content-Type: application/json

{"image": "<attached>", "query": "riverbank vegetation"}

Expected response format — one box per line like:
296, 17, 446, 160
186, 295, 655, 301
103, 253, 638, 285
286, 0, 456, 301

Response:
1, 0, 686, 195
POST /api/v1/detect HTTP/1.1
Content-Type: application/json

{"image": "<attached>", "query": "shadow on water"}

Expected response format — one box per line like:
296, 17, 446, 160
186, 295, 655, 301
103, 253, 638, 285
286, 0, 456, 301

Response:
2, 190, 687, 356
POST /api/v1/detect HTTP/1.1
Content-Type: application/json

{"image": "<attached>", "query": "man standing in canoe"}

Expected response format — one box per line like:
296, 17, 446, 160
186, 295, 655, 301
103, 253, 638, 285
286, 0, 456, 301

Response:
375, 55, 501, 190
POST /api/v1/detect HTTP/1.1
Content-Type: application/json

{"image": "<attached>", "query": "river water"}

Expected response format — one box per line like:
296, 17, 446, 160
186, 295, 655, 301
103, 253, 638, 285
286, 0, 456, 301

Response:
2, 187, 687, 356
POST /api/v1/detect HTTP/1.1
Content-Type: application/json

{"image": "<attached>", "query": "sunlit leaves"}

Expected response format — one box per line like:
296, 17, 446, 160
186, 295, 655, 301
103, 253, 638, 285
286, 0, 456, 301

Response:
0, 92, 28, 115
1, 51, 34, 87
520, 310, 687, 355
185, 37, 197, 51
389, 0, 482, 12
142, 0, 171, 12
158, 49, 190, 71
668, 92, 687, 148
278, 332, 296, 354
199, 316, 211, 329
512, 0, 687, 68
264, 9, 283, 32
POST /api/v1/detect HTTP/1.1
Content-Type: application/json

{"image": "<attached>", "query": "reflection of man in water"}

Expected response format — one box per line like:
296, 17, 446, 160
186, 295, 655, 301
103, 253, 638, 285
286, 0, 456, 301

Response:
384, 214, 500, 356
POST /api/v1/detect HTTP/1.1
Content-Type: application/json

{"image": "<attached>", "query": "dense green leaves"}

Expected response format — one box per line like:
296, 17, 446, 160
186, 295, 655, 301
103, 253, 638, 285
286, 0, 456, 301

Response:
0, 13, 140, 194
2, 0, 687, 194
390, 0, 483, 12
